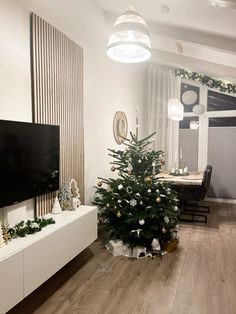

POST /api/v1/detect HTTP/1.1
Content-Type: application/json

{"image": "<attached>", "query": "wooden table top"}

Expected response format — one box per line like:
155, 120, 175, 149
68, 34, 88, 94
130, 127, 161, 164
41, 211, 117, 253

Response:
156, 171, 203, 185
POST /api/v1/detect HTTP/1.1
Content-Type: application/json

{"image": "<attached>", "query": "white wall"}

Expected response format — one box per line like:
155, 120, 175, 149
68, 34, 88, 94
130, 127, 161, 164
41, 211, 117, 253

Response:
0, 0, 146, 223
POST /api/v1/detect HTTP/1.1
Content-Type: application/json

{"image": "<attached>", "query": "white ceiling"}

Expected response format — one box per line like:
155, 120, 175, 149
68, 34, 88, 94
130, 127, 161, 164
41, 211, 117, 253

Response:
95, 0, 236, 80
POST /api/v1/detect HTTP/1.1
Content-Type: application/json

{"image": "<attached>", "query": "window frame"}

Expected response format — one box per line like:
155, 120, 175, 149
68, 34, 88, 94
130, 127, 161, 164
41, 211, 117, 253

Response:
180, 79, 236, 171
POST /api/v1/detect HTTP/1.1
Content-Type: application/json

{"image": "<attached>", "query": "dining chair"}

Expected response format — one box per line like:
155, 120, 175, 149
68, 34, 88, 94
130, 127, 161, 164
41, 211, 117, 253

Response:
174, 165, 213, 223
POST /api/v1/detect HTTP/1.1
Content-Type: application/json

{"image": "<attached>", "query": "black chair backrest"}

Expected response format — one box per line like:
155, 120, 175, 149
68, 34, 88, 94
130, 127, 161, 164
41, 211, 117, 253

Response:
206, 165, 213, 191
201, 165, 213, 199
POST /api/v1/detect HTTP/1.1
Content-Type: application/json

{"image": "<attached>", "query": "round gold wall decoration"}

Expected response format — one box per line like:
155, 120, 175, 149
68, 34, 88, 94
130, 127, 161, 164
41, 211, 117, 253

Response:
113, 111, 128, 144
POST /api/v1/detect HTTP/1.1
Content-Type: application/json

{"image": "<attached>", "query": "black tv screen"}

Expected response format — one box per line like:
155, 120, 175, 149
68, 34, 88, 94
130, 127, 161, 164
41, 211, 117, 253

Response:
0, 120, 60, 208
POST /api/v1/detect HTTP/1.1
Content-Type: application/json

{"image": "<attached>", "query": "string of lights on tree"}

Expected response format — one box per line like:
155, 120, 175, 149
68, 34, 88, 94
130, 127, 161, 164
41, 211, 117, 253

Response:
175, 68, 236, 94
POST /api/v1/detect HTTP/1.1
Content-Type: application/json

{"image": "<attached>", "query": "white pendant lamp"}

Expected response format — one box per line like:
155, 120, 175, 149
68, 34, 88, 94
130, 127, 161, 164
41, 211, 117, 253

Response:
106, 6, 151, 63
168, 98, 184, 121
192, 104, 205, 115
190, 120, 199, 130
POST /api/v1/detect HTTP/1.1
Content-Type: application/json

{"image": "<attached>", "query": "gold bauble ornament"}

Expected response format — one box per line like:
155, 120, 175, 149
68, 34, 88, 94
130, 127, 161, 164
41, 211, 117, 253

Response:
144, 176, 152, 183
97, 181, 102, 187
111, 166, 116, 172
156, 196, 161, 203
117, 211, 122, 218
162, 227, 167, 233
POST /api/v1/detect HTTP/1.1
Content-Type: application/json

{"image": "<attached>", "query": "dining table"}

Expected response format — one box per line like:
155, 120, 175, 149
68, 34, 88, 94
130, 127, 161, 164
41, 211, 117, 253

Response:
156, 171, 203, 185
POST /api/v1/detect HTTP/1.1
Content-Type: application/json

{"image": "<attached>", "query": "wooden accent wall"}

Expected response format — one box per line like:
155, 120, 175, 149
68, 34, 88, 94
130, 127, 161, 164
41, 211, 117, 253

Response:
30, 13, 84, 216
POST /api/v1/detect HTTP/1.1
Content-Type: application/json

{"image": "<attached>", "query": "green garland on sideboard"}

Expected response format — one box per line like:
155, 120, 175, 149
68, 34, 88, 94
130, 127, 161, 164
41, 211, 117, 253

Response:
175, 69, 236, 94
7, 217, 56, 238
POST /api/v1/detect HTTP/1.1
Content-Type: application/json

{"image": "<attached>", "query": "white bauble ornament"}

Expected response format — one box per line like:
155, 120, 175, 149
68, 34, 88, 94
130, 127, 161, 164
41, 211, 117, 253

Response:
138, 159, 142, 163
164, 216, 169, 224
118, 184, 123, 190
139, 219, 145, 225
147, 189, 152, 193
140, 200, 143, 205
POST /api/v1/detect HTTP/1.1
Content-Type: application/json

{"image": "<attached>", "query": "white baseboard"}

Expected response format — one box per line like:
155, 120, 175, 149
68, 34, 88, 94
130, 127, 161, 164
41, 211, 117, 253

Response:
205, 197, 236, 204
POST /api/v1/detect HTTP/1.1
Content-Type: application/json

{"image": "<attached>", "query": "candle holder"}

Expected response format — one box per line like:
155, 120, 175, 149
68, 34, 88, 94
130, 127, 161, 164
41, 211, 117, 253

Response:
170, 161, 189, 176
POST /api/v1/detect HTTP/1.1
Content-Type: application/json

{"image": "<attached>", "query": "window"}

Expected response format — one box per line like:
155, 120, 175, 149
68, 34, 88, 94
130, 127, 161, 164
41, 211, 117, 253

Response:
209, 117, 236, 127
181, 83, 200, 113
208, 90, 236, 111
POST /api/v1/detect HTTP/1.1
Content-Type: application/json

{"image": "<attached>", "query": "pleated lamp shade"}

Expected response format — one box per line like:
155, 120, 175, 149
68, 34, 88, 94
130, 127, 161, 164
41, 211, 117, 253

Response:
107, 6, 151, 63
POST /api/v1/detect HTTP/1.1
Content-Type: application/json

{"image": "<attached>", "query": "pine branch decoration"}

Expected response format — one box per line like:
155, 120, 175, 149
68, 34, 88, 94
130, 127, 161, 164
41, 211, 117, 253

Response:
175, 68, 236, 94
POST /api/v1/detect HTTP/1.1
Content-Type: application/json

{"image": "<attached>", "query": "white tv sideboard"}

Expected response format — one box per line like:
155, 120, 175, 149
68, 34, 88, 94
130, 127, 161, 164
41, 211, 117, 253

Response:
0, 205, 97, 314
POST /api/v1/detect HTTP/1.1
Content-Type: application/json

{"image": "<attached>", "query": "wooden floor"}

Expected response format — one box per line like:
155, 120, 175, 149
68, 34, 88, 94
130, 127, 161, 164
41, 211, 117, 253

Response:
31, 202, 236, 314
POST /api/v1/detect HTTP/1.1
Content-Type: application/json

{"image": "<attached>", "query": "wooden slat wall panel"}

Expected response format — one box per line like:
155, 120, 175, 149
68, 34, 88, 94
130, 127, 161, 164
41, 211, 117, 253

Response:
31, 13, 84, 216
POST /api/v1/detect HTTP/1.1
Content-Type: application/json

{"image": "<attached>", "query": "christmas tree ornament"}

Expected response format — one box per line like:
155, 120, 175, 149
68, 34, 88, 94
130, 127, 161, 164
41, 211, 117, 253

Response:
106, 203, 110, 207
138, 159, 142, 163
117, 211, 122, 218
174, 206, 178, 211
127, 162, 133, 172
118, 184, 123, 190
139, 219, 145, 225
111, 166, 116, 172
126, 186, 133, 194
118, 200, 122, 203
144, 176, 152, 183
140, 200, 143, 205
130, 228, 142, 238
130, 199, 137, 207
156, 189, 160, 193
107, 186, 112, 192
156, 196, 161, 203
147, 189, 152, 193
162, 227, 167, 233
97, 181, 102, 187
135, 192, 141, 197
164, 216, 169, 224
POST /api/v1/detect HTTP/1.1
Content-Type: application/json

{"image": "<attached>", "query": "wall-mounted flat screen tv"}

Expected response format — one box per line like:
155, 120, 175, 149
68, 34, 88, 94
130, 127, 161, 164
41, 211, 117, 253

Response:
0, 120, 60, 208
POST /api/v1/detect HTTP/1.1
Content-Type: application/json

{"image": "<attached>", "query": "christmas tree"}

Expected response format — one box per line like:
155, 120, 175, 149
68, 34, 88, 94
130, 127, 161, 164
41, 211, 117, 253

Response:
93, 132, 179, 250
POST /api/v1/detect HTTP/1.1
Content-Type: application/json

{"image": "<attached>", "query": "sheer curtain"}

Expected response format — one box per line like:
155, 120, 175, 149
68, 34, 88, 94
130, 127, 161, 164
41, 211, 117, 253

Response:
146, 65, 181, 170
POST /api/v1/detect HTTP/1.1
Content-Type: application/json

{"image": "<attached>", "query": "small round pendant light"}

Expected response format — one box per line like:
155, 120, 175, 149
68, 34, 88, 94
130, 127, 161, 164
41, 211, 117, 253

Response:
190, 120, 199, 130
168, 98, 184, 121
106, 6, 151, 63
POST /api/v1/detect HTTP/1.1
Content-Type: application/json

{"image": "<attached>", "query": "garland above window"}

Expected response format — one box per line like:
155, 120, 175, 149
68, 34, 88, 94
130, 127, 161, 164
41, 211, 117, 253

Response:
175, 69, 236, 94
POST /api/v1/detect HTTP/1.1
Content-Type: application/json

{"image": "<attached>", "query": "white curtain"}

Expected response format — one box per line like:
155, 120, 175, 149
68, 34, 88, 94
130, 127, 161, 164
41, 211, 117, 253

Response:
146, 65, 181, 170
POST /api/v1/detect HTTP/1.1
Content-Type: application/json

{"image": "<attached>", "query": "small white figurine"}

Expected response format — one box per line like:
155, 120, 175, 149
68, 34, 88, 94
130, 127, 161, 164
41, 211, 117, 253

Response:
151, 238, 161, 251
51, 196, 62, 214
